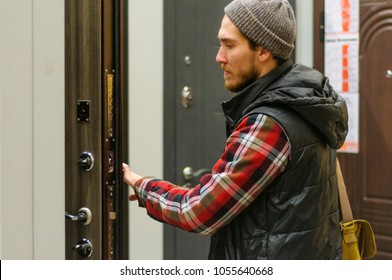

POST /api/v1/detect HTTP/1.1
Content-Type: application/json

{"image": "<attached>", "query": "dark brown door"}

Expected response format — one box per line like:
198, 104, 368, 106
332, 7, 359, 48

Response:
314, 0, 392, 260
65, 0, 128, 260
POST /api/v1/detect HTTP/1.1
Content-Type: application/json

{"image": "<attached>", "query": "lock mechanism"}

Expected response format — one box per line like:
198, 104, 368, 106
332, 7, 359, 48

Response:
181, 86, 193, 108
73, 238, 93, 258
78, 151, 94, 171
386, 69, 392, 79
77, 100, 90, 122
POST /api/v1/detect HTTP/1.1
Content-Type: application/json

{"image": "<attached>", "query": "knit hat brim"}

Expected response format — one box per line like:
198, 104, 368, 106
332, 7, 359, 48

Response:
224, 0, 296, 60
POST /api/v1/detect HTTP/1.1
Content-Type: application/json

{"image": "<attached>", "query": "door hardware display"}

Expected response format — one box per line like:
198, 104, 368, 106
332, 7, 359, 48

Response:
77, 152, 94, 171
65, 207, 92, 225
73, 238, 93, 258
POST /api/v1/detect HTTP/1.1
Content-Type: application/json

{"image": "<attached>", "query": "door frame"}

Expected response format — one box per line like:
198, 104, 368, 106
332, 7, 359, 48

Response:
163, 0, 178, 260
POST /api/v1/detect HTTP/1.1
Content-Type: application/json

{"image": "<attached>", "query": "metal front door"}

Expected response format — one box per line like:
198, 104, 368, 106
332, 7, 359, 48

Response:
164, 0, 296, 260
65, 0, 128, 260
164, 0, 233, 260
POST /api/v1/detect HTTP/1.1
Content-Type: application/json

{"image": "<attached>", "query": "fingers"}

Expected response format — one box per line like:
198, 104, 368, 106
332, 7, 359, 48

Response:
123, 163, 137, 202
122, 162, 129, 172
122, 163, 131, 184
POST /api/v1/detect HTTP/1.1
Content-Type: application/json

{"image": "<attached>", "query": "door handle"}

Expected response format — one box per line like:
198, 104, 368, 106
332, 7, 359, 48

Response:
182, 167, 211, 188
65, 207, 92, 225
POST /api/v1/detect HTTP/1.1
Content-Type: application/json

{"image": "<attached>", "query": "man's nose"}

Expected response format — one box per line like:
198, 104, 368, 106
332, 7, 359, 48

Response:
216, 46, 226, 64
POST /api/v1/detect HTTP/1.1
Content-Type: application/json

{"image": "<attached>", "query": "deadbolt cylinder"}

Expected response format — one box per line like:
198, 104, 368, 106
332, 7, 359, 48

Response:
78, 151, 94, 171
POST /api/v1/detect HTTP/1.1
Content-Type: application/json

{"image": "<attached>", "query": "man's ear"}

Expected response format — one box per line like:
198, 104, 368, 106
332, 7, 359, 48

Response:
258, 47, 273, 62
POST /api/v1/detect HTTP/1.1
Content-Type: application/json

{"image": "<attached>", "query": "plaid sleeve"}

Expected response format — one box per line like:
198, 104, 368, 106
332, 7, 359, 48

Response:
134, 113, 291, 235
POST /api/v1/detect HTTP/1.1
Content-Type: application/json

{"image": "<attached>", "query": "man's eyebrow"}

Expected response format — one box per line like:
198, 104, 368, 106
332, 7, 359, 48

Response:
218, 37, 236, 43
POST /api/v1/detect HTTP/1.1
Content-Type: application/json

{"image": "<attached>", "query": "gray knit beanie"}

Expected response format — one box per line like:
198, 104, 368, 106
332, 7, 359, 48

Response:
224, 0, 296, 60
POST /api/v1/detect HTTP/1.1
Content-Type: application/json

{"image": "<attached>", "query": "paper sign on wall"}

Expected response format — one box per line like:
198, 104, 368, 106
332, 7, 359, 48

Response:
324, 0, 359, 153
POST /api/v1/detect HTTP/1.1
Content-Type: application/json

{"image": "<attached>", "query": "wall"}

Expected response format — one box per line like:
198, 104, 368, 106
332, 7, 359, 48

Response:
0, 0, 64, 259
32, 0, 65, 259
1, 0, 33, 259
127, 0, 164, 259
296, 0, 314, 66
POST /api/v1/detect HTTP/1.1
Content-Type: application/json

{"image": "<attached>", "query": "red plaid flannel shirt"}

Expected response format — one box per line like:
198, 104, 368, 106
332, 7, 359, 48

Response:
134, 113, 290, 235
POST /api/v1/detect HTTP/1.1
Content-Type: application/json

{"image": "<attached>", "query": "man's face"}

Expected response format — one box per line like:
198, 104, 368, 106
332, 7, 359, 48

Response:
216, 15, 261, 93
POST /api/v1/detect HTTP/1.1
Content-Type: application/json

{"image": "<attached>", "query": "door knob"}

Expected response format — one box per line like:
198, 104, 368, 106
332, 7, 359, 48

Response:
73, 238, 93, 258
65, 207, 92, 225
183, 167, 211, 182
181, 86, 193, 108
78, 151, 94, 171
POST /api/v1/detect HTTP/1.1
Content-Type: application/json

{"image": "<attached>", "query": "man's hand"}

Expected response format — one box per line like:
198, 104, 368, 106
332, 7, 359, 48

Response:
122, 163, 143, 201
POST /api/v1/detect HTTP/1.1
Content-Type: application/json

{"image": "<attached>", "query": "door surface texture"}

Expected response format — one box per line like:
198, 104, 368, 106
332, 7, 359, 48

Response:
65, 0, 128, 260
314, 0, 392, 259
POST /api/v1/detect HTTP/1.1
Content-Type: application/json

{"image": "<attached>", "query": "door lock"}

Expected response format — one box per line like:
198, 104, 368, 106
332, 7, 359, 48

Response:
386, 69, 392, 79
72, 238, 93, 258
65, 207, 92, 225
78, 151, 94, 171
181, 86, 193, 108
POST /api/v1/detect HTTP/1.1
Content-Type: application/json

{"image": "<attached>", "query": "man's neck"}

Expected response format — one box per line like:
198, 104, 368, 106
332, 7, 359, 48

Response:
258, 58, 279, 78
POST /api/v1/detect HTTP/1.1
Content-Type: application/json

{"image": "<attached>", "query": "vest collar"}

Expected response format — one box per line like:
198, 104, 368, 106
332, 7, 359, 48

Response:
221, 59, 293, 136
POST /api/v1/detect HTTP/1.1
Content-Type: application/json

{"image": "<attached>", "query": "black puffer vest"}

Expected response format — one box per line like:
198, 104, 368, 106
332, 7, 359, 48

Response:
208, 61, 347, 259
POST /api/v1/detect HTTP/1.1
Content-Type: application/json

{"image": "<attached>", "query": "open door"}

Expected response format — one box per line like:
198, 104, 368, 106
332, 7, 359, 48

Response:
65, 0, 128, 259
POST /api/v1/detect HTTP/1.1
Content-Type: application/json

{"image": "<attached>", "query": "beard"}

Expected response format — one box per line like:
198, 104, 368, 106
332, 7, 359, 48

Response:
223, 64, 260, 93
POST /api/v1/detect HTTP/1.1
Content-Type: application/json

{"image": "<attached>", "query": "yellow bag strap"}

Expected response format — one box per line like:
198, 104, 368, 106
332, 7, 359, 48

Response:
340, 221, 358, 244
336, 159, 353, 223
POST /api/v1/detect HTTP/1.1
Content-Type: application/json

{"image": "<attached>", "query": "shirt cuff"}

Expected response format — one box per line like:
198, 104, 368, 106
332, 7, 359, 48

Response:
134, 177, 155, 207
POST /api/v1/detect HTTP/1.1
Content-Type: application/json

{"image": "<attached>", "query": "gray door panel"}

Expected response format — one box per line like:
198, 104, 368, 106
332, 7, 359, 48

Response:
164, 0, 232, 260
164, 0, 295, 259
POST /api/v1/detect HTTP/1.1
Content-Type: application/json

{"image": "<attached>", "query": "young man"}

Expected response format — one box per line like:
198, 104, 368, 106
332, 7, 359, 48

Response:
123, 0, 348, 259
